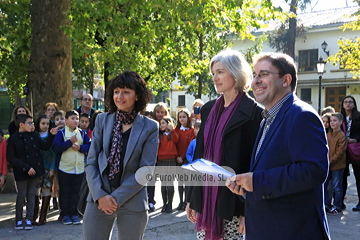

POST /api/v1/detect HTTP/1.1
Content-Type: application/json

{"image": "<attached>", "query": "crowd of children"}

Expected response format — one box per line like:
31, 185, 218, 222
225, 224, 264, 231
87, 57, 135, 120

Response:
148, 100, 202, 213
1, 99, 202, 230
3, 103, 95, 230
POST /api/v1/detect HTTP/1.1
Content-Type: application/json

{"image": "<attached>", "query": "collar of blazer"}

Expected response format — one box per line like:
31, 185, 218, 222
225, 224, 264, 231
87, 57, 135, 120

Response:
251, 93, 295, 170
103, 113, 144, 168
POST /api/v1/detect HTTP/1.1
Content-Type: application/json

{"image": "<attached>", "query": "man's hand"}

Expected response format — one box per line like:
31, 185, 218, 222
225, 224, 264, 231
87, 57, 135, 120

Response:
226, 172, 254, 196
70, 135, 78, 144
98, 195, 118, 215
28, 168, 36, 176
185, 202, 197, 223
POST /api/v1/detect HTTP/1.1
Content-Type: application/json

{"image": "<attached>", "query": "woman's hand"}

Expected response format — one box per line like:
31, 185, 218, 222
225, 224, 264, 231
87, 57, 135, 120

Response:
0, 175, 5, 186
349, 138, 357, 143
176, 157, 183, 164
238, 215, 246, 235
185, 202, 197, 223
98, 195, 118, 215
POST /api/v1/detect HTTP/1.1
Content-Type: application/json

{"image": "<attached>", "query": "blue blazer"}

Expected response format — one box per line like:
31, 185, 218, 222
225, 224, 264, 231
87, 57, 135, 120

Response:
245, 94, 330, 240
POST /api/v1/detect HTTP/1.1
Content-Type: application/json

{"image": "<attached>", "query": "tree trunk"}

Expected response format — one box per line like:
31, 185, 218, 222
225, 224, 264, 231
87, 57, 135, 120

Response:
285, 0, 298, 60
28, 0, 72, 118
197, 32, 204, 99
104, 61, 110, 111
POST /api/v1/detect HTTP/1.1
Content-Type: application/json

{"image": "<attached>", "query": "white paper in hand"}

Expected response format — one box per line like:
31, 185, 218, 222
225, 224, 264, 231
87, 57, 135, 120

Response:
181, 158, 235, 179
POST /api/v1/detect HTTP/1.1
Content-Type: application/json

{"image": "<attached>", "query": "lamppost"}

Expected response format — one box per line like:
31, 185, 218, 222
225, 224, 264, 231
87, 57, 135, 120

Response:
316, 57, 326, 114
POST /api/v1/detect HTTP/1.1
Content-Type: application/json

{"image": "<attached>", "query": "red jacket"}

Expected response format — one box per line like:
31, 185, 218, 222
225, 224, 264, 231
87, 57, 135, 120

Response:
0, 138, 8, 176
174, 127, 195, 158
157, 130, 179, 160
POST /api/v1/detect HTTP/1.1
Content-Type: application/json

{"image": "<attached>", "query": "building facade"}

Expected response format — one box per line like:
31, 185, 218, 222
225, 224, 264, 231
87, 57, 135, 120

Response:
169, 6, 360, 115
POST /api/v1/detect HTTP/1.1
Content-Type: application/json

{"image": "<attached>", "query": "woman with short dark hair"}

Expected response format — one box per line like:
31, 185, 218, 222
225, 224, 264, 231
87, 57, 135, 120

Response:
83, 71, 159, 240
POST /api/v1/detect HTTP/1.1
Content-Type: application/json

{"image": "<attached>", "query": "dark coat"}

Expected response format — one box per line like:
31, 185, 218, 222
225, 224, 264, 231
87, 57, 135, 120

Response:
187, 93, 263, 220
7, 131, 55, 181
76, 106, 95, 117
346, 112, 360, 142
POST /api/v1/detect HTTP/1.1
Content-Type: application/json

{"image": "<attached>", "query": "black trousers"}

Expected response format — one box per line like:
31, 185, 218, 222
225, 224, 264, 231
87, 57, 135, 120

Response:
58, 170, 84, 216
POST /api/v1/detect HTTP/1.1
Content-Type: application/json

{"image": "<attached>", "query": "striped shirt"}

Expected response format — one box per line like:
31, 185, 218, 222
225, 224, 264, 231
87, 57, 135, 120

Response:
255, 93, 293, 159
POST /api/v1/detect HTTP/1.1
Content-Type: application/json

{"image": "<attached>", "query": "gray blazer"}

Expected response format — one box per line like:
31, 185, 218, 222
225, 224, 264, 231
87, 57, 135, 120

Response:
85, 112, 159, 211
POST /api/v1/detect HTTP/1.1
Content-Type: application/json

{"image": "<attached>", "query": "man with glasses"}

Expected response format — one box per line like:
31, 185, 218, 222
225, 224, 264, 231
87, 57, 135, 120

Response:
227, 53, 330, 239
76, 94, 95, 117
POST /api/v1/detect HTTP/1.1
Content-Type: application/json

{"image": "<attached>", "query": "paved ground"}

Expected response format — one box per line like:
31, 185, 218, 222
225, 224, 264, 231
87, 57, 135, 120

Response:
1, 167, 360, 240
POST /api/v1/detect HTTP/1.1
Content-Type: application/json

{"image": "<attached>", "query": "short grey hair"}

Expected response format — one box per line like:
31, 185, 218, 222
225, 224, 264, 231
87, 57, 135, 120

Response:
210, 49, 252, 93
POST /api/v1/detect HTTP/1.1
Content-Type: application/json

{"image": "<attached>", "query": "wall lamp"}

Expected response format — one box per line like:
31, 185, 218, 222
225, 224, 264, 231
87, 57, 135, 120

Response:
321, 41, 329, 57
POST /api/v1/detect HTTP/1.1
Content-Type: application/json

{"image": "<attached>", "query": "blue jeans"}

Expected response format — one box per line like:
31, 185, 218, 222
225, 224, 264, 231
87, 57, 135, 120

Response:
325, 168, 344, 209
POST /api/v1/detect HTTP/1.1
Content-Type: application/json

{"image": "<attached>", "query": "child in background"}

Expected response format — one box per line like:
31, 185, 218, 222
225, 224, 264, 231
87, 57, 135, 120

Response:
322, 113, 331, 133
33, 115, 56, 225
143, 111, 154, 119
325, 113, 347, 215
174, 109, 195, 211
79, 113, 91, 137
52, 110, 91, 225
191, 99, 204, 127
87, 110, 103, 139
7, 114, 58, 230
0, 129, 8, 189
148, 103, 169, 212
154, 102, 168, 122
158, 116, 178, 213
186, 120, 201, 163
52, 110, 66, 211
54, 110, 66, 129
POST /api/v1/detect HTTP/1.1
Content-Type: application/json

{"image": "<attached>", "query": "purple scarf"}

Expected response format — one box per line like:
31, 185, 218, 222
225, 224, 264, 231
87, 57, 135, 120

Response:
196, 93, 243, 240
108, 109, 137, 180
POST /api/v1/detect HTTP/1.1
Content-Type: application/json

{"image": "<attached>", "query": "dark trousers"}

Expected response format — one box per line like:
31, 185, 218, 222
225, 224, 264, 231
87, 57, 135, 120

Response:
58, 170, 84, 216
147, 185, 156, 205
342, 164, 349, 204
15, 178, 39, 221
352, 163, 360, 204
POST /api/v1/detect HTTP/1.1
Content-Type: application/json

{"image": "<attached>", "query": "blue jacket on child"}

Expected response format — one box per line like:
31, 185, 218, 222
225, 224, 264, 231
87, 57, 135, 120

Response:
52, 128, 91, 171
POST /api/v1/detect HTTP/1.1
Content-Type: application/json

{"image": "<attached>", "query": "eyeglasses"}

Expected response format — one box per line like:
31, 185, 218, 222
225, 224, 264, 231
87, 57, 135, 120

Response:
253, 71, 280, 79
82, 98, 93, 102
344, 101, 354, 105
25, 121, 34, 126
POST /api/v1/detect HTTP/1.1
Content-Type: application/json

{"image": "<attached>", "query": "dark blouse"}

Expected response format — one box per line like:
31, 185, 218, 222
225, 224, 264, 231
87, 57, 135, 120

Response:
107, 127, 132, 189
